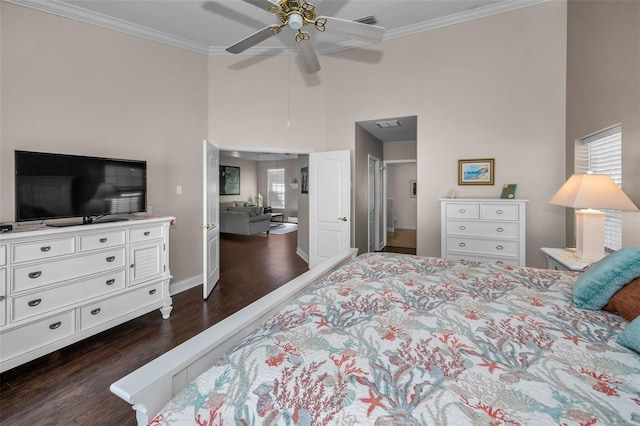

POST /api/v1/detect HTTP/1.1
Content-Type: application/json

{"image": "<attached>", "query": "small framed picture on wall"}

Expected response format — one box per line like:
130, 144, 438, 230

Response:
458, 159, 495, 185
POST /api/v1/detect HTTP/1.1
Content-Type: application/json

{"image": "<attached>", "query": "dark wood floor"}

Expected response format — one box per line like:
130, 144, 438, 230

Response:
0, 230, 308, 426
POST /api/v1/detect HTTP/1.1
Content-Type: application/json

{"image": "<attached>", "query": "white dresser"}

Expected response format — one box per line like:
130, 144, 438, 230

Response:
441, 198, 527, 266
0, 216, 174, 372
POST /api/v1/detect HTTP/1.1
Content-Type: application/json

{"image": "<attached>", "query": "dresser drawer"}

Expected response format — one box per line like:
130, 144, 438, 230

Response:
481, 204, 519, 221
11, 237, 76, 264
79, 230, 126, 252
445, 203, 479, 219
0, 310, 75, 362
0, 269, 6, 327
12, 269, 126, 322
446, 237, 519, 257
79, 281, 163, 331
12, 247, 126, 293
446, 221, 519, 239
446, 252, 519, 266
129, 225, 163, 243
0, 246, 6, 267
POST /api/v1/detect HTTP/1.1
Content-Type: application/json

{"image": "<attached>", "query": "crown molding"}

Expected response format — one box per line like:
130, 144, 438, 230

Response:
7, 0, 549, 57
4, 0, 210, 54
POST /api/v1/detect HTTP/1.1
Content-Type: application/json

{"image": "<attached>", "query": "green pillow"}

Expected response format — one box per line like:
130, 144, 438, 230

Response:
573, 247, 640, 310
617, 316, 640, 354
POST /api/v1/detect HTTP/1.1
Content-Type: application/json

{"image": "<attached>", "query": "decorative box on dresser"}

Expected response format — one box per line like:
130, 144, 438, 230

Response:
0, 216, 174, 372
441, 198, 528, 266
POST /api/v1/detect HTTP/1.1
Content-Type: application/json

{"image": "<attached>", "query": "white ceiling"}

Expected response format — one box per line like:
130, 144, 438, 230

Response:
9, 0, 547, 55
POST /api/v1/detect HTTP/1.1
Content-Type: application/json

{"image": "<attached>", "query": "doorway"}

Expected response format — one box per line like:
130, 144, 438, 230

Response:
383, 159, 417, 253
356, 116, 417, 255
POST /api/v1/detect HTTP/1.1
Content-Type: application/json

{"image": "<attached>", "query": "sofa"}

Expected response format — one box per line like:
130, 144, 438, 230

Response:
219, 201, 271, 235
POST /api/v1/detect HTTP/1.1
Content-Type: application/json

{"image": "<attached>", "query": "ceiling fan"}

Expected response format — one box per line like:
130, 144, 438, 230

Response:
226, 0, 386, 73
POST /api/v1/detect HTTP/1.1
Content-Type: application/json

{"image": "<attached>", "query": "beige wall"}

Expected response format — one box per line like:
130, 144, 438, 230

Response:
566, 0, 640, 247
206, 2, 567, 267
2, 0, 569, 287
0, 3, 208, 283
325, 1, 567, 267
387, 163, 418, 230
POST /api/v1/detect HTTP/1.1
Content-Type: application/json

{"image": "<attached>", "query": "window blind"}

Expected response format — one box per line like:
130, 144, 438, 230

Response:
267, 168, 285, 209
582, 126, 622, 250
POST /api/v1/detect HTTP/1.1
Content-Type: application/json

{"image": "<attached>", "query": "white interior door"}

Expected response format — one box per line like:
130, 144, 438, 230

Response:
309, 150, 351, 268
202, 140, 220, 299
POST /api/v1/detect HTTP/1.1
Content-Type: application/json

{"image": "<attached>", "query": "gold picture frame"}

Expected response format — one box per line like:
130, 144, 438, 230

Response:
458, 159, 495, 185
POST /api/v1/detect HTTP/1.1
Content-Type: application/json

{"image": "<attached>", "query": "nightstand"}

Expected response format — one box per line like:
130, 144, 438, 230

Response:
540, 247, 594, 272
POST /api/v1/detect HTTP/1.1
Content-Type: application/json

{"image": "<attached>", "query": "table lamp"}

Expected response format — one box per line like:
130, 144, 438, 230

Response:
549, 173, 639, 260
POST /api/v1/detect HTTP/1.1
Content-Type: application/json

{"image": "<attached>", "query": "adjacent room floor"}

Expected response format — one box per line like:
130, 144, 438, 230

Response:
384, 228, 417, 255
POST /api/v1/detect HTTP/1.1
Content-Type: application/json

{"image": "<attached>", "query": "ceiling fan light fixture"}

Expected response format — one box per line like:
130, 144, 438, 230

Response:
288, 13, 303, 30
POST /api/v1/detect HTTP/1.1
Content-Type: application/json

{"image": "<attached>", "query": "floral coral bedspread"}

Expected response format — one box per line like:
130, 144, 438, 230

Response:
152, 253, 640, 425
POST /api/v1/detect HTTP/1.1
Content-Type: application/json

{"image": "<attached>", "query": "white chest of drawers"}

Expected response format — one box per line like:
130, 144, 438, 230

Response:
441, 199, 527, 266
0, 216, 174, 372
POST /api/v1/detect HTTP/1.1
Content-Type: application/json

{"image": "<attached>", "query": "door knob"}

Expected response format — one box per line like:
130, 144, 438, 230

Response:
338, 217, 348, 222
200, 224, 213, 229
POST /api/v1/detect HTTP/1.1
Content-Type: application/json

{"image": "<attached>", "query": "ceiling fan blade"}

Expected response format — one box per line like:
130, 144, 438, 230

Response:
297, 38, 321, 74
242, 0, 280, 12
226, 25, 282, 54
318, 16, 385, 43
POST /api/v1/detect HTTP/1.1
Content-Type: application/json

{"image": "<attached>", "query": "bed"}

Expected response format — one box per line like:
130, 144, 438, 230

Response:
111, 249, 640, 425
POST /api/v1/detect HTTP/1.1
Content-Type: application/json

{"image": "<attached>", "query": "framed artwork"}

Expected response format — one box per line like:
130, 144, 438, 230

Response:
458, 159, 495, 185
301, 167, 309, 194
219, 165, 240, 195
410, 180, 416, 198
501, 184, 517, 199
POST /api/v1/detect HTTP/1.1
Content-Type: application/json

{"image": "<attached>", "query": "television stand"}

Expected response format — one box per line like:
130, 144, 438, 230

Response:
0, 216, 175, 372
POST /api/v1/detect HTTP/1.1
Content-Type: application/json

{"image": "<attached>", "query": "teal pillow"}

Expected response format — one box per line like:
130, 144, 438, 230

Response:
573, 247, 640, 309
617, 316, 640, 354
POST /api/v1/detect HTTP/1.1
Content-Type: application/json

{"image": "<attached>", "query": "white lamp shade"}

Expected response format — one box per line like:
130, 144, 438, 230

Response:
549, 174, 639, 211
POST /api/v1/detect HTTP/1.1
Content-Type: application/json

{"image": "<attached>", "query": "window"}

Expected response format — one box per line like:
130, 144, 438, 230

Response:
267, 168, 285, 209
576, 125, 622, 250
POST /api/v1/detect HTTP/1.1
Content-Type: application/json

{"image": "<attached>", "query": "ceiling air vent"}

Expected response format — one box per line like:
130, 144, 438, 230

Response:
376, 120, 401, 128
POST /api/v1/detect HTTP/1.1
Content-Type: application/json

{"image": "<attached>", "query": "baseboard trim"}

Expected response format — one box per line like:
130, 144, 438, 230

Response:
393, 226, 417, 230
296, 247, 309, 263
170, 275, 202, 295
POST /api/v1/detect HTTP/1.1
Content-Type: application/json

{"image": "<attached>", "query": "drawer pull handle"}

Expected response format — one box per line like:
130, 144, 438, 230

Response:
28, 298, 42, 307
496, 261, 504, 264
459, 242, 466, 247
458, 209, 466, 213
40, 246, 51, 252
28, 271, 42, 279
91, 308, 101, 316
148, 289, 157, 295
106, 279, 116, 286
106, 256, 116, 262
459, 225, 466, 230
144, 231, 150, 236
496, 209, 504, 214
49, 322, 61, 330
99, 238, 108, 243
496, 227, 504, 232
496, 245, 504, 250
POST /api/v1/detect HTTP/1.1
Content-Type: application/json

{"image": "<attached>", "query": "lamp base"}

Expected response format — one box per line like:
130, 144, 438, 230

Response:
575, 208, 606, 261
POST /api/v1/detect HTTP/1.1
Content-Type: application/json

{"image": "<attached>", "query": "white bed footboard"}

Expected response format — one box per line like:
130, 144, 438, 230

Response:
110, 248, 358, 425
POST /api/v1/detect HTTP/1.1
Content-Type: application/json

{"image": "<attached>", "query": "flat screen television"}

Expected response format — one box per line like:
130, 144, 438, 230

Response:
15, 150, 147, 224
